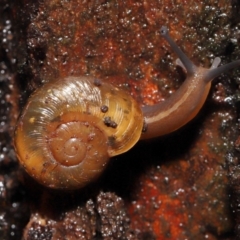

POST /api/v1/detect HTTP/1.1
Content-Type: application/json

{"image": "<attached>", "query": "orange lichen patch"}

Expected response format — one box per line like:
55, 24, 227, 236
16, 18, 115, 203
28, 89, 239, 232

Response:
139, 78, 162, 106
135, 63, 165, 105
129, 182, 189, 239
127, 107, 235, 238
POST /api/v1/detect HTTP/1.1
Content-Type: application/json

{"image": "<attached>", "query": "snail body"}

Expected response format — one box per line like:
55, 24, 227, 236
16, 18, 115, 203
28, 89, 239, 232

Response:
15, 26, 240, 189
142, 26, 240, 139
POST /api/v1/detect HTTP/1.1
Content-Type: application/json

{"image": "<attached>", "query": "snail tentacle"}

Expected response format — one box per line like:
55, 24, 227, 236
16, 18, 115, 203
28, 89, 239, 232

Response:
160, 26, 197, 75
141, 26, 240, 139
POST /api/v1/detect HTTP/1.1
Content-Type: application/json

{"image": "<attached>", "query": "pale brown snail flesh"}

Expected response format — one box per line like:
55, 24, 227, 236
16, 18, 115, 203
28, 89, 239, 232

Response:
14, 26, 240, 189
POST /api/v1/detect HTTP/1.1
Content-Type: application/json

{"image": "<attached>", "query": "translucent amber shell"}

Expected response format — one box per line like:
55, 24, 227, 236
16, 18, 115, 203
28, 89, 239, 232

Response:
14, 76, 143, 189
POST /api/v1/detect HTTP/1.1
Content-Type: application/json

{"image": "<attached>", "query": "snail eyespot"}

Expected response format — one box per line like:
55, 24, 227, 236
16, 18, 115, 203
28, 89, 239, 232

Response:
160, 26, 168, 36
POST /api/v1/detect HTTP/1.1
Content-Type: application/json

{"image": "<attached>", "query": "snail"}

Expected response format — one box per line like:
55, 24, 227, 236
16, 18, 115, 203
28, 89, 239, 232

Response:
14, 26, 240, 189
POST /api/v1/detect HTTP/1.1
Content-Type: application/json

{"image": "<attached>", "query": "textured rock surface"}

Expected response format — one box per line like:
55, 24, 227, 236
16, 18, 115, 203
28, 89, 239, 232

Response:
1, 0, 240, 239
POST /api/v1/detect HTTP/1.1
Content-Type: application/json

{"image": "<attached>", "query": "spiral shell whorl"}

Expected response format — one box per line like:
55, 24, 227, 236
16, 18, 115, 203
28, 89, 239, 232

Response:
14, 76, 143, 189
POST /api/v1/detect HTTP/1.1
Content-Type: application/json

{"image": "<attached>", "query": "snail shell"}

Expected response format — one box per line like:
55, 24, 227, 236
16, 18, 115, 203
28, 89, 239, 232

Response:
14, 76, 143, 189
